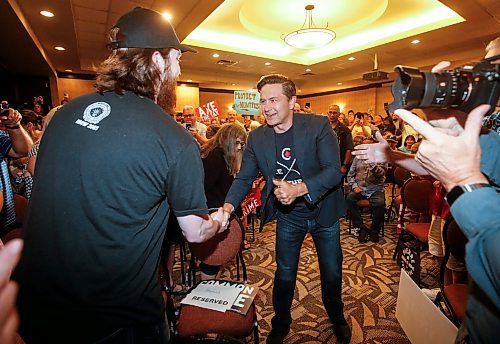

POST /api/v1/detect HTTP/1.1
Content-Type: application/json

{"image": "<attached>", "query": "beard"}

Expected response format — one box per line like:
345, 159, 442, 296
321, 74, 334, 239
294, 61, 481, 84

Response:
156, 78, 177, 116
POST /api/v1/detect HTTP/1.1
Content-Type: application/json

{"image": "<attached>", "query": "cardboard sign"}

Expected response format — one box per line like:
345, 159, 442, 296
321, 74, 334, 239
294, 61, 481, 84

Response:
241, 187, 261, 218
181, 280, 259, 315
234, 90, 260, 116
396, 269, 458, 344
196, 100, 221, 122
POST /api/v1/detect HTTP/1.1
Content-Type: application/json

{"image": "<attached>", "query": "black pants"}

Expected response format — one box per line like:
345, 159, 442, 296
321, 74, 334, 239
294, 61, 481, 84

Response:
95, 316, 170, 344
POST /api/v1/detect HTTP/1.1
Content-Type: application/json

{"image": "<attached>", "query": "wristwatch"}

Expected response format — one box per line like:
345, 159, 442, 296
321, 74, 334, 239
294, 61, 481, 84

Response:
445, 183, 491, 206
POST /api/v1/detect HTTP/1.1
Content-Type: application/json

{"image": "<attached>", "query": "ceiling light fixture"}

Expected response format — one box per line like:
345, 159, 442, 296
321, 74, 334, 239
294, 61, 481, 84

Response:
64, 69, 72, 72
411, 39, 420, 44
348, 57, 356, 61
283, 4, 335, 49
54, 46, 65, 51
40, 10, 54, 17
265, 62, 271, 66
212, 53, 220, 58
305, 68, 312, 72
187, 79, 192, 82
162, 12, 172, 21
337, 82, 343, 85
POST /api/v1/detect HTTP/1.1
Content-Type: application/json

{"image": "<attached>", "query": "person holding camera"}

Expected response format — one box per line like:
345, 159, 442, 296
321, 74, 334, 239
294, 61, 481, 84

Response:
13, 7, 226, 343
354, 36, 500, 344
350, 112, 372, 139
183, 104, 207, 145
0, 102, 33, 233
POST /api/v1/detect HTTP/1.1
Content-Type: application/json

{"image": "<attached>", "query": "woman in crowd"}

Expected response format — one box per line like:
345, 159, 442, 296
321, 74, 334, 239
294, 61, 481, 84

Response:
399, 134, 416, 154
15, 106, 60, 199
199, 123, 247, 280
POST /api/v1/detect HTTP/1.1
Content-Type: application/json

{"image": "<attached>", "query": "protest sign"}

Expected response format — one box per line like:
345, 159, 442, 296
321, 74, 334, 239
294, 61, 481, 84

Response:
241, 187, 261, 218
196, 100, 221, 122
234, 90, 260, 116
181, 280, 259, 315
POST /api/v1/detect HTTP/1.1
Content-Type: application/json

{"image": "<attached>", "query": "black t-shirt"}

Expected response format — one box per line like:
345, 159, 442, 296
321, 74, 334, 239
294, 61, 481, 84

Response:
14, 91, 208, 341
332, 122, 354, 164
274, 127, 317, 219
202, 147, 234, 209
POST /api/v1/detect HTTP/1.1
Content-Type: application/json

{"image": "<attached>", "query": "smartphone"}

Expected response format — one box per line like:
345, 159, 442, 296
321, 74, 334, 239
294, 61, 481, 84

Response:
185, 123, 192, 131
305, 102, 311, 108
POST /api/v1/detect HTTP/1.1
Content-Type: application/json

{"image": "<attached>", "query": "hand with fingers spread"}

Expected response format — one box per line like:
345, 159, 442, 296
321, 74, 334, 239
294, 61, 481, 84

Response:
352, 131, 392, 163
0, 239, 23, 344
394, 104, 491, 191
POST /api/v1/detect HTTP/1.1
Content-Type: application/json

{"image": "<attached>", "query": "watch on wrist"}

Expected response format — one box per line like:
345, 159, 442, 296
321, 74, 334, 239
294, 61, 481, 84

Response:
445, 183, 491, 206
5, 124, 20, 129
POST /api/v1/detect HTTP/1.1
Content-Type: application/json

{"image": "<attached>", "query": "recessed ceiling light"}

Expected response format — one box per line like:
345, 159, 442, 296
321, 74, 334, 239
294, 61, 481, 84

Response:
40, 10, 54, 17
305, 68, 311, 72
265, 62, 271, 66
161, 12, 172, 21
411, 39, 420, 44
348, 57, 356, 61
187, 79, 192, 82
55, 46, 65, 51
231, 83, 236, 86
337, 82, 343, 85
463, 65, 474, 70
298, 89, 302, 93
212, 53, 220, 58
64, 69, 72, 72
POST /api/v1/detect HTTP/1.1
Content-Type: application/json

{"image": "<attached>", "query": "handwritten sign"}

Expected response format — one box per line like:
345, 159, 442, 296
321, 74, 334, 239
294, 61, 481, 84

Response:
196, 100, 221, 122
234, 90, 260, 116
241, 187, 261, 218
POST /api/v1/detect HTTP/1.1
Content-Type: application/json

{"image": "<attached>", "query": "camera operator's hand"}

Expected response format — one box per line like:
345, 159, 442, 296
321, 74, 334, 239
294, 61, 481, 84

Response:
395, 105, 490, 191
0, 109, 22, 128
352, 131, 392, 163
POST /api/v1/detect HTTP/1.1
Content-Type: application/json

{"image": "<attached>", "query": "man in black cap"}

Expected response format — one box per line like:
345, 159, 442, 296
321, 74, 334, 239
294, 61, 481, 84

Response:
14, 7, 225, 343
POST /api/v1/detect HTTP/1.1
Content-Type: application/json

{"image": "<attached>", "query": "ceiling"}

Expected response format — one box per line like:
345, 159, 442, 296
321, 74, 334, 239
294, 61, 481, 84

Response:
1, 0, 499, 95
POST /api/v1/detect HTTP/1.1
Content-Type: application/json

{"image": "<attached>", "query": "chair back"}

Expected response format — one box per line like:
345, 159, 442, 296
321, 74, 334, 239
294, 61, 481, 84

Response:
14, 194, 29, 224
190, 215, 244, 266
401, 178, 433, 215
443, 218, 468, 264
394, 167, 411, 188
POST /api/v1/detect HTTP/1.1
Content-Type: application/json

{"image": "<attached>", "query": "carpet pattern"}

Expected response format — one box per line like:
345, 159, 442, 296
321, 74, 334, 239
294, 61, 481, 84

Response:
174, 215, 439, 343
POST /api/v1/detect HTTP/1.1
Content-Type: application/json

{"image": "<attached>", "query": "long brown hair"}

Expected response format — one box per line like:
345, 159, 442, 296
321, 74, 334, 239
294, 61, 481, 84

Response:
94, 28, 177, 114
201, 123, 247, 175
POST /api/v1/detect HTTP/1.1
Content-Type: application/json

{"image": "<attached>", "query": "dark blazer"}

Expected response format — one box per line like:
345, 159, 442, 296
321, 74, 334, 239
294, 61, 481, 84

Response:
225, 113, 346, 230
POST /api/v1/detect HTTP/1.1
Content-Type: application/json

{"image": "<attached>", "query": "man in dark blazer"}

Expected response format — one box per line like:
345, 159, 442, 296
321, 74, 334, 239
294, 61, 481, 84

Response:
223, 74, 350, 344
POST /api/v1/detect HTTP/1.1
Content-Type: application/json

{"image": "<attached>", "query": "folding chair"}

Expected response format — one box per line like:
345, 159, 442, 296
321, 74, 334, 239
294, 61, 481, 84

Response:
176, 214, 259, 343
435, 218, 468, 326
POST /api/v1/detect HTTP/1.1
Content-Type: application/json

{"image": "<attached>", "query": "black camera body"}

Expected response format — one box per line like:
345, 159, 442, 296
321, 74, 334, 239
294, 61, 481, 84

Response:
0, 101, 9, 117
389, 55, 500, 115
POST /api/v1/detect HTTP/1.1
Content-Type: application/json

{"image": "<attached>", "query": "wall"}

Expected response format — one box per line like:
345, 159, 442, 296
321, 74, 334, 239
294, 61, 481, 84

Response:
57, 77, 95, 104
298, 82, 395, 117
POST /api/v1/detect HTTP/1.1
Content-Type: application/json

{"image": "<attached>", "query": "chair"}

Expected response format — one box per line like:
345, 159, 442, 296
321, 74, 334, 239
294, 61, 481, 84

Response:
393, 178, 434, 283
347, 199, 385, 237
1, 193, 29, 243
386, 167, 411, 223
435, 218, 468, 326
176, 214, 259, 343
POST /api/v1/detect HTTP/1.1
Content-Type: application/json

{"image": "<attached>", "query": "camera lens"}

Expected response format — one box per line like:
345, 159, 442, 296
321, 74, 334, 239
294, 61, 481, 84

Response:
420, 71, 473, 108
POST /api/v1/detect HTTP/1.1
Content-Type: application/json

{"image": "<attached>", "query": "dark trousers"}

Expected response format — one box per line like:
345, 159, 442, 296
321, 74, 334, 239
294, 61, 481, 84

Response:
271, 214, 344, 329
346, 190, 385, 234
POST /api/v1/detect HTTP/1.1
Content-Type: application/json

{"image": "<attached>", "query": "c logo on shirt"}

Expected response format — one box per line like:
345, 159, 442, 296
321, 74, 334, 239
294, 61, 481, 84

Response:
281, 148, 292, 161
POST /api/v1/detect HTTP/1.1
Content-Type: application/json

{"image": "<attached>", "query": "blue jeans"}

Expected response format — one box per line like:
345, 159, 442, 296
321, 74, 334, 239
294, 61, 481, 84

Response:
271, 214, 344, 329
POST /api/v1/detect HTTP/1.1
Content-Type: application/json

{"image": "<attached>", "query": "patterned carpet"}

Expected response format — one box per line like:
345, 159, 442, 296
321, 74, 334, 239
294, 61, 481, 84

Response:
173, 214, 439, 343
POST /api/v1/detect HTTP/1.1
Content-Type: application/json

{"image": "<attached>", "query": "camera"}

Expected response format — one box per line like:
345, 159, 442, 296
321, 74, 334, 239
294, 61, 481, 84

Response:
185, 123, 192, 131
389, 54, 500, 115
0, 101, 9, 117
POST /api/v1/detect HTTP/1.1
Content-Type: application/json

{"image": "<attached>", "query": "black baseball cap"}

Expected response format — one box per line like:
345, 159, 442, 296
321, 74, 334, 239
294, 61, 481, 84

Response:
110, 7, 197, 53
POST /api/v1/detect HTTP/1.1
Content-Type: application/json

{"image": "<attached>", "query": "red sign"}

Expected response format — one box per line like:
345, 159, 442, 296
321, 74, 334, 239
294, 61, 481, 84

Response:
195, 100, 221, 122
240, 187, 262, 219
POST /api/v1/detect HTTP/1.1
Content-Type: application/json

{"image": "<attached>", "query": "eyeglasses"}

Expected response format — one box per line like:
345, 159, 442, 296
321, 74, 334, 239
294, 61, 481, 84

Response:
236, 140, 246, 147
183, 114, 194, 117
328, 111, 338, 115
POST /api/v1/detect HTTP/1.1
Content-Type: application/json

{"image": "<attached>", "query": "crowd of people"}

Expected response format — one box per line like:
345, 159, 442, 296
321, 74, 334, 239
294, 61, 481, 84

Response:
0, 6, 498, 344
